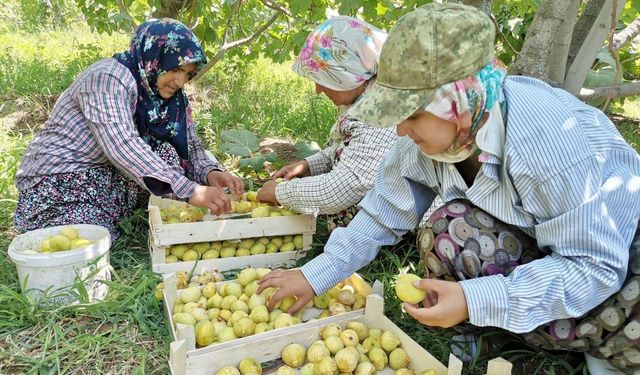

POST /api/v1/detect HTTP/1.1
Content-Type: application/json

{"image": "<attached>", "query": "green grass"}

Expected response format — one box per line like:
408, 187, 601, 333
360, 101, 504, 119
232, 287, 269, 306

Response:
0, 15, 638, 375
195, 57, 337, 149
0, 211, 169, 374
0, 26, 128, 97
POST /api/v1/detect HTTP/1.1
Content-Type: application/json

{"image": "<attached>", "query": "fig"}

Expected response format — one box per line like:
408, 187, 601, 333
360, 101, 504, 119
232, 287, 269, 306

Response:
336, 290, 356, 306
389, 348, 410, 370
339, 329, 359, 347
281, 343, 306, 368
347, 322, 369, 341
380, 331, 400, 353
195, 320, 216, 347
216, 366, 240, 375
354, 362, 376, 375
180, 287, 202, 303
395, 274, 426, 304
239, 358, 262, 375
202, 282, 217, 298
315, 357, 338, 375
320, 323, 342, 339
368, 347, 388, 370
233, 317, 256, 337
250, 305, 269, 324
325, 335, 344, 355
307, 342, 331, 363
335, 348, 359, 373
314, 293, 331, 309
60, 226, 78, 240
202, 249, 220, 259
172, 312, 196, 326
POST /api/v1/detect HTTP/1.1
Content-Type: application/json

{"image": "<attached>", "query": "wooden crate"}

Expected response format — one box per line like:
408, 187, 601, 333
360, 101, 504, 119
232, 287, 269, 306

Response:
148, 195, 317, 247
163, 272, 382, 348
149, 232, 313, 274
169, 292, 456, 375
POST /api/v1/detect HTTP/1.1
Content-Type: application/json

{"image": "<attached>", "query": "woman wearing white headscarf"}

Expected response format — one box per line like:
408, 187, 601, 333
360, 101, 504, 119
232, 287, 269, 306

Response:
257, 17, 398, 229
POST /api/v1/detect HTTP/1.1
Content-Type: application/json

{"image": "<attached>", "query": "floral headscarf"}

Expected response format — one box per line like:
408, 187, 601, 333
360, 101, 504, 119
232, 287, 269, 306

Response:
292, 16, 387, 91
114, 18, 206, 159
422, 59, 507, 163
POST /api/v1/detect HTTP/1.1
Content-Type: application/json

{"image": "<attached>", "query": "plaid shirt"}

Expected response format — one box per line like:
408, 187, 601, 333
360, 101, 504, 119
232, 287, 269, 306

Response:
275, 118, 398, 215
16, 59, 222, 199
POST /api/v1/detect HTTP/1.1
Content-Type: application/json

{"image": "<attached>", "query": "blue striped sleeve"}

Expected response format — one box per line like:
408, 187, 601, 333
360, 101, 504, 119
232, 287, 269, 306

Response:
301, 138, 436, 294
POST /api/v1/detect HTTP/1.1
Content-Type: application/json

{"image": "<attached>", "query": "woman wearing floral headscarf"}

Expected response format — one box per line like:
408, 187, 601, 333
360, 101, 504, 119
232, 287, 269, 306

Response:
257, 17, 398, 230
15, 19, 243, 240
259, 4, 640, 373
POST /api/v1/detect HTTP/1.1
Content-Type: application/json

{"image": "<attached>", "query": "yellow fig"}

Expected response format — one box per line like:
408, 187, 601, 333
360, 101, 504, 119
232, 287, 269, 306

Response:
60, 226, 79, 240
395, 274, 427, 304
195, 320, 216, 347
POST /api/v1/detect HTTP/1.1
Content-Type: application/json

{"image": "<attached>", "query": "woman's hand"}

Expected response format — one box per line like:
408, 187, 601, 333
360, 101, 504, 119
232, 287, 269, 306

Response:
272, 160, 310, 180
207, 171, 245, 195
257, 180, 279, 204
403, 278, 469, 328
256, 269, 315, 314
188, 185, 231, 215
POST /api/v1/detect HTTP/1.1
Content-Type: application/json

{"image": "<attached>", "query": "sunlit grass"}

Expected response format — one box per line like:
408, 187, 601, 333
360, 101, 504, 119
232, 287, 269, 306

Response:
0, 25, 128, 96
194, 56, 337, 151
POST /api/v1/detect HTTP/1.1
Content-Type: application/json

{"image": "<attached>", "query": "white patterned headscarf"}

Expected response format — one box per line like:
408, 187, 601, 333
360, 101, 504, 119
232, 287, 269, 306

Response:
292, 16, 387, 91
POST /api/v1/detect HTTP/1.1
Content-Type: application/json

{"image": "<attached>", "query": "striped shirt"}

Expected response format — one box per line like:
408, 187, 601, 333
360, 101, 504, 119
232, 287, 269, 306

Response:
301, 76, 640, 333
275, 118, 398, 215
16, 59, 222, 199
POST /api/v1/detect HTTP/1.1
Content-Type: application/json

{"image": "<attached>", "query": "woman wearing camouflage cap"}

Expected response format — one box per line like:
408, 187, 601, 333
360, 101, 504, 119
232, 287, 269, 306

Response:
256, 16, 398, 230
258, 3, 640, 373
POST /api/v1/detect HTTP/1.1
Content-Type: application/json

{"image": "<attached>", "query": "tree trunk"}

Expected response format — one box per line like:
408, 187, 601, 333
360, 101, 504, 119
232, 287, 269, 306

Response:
547, 0, 581, 84
563, 0, 627, 94
566, 0, 607, 69
153, 0, 195, 19
461, 0, 493, 15
611, 16, 640, 52
578, 82, 640, 100
509, 0, 576, 82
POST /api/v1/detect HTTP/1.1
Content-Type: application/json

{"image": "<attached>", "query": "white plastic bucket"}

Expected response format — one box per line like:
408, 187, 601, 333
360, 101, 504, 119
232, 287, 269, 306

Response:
8, 224, 111, 304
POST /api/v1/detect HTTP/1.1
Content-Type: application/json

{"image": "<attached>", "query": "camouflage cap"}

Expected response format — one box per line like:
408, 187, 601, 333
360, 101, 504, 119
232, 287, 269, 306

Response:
347, 3, 495, 128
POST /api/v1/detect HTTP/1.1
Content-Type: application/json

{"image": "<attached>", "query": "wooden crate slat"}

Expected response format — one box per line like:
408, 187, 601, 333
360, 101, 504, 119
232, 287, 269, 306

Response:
447, 354, 464, 375
169, 340, 187, 375
149, 195, 316, 246
170, 295, 454, 375
486, 357, 513, 375
150, 232, 313, 274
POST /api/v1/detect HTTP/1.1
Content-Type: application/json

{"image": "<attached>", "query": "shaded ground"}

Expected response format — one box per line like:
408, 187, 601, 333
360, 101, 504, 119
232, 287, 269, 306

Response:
259, 138, 300, 163
0, 94, 59, 133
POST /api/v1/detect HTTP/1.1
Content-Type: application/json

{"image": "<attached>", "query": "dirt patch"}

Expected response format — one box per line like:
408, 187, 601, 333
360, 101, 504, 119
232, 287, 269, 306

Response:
0, 94, 59, 133
259, 138, 299, 163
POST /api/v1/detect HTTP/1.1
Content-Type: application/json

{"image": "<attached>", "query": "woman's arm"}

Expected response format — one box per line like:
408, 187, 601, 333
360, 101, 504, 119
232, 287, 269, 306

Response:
77, 68, 197, 198
304, 144, 334, 176
259, 139, 437, 306
274, 120, 398, 214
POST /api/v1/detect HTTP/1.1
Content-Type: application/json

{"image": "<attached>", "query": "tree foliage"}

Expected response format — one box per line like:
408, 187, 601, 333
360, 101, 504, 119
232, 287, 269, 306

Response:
73, 0, 639, 101
75, 1, 436, 72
